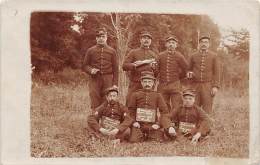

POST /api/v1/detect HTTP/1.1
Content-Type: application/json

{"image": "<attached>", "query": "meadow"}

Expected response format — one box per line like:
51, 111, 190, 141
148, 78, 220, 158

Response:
31, 73, 249, 158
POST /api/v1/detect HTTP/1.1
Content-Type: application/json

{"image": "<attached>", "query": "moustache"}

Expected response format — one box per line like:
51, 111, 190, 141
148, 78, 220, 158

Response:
144, 85, 151, 88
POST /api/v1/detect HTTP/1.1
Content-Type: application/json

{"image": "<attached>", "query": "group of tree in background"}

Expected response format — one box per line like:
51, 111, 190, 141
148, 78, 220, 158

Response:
30, 12, 249, 90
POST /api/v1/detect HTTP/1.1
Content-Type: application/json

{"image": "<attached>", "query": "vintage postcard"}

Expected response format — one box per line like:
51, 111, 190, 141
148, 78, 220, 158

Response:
1, 0, 260, 165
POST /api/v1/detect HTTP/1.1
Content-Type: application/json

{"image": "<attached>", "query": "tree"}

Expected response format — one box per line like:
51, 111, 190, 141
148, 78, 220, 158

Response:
218, 28, 249, 89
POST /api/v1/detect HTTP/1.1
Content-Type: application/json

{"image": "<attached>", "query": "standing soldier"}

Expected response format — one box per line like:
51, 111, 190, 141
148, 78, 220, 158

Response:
167, 89, 211, 144
127, 71, 176, 142
82, 27, 118, 110
157, 35, 189, 113
187, 34, 220, 113
87, 86, 133, 142
122, 31, 157, 105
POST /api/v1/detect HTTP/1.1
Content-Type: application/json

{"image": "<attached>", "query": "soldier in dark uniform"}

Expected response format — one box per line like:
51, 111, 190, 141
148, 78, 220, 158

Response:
82, 27, 118, 109
167, 89, 210, 144
187, 34, 220, 113
127, 71, 176, 143
157, 35, 189, 113
87, 86, 133, 142
122, 31, 157, 105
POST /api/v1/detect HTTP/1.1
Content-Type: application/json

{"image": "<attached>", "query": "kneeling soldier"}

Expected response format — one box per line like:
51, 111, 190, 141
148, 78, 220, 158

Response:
128, 71, 175, 142
87, 86, 133, 142
168, 89, 211, 144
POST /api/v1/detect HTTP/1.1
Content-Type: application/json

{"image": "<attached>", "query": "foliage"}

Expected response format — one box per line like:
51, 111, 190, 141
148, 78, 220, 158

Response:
218, 28, 249, 89
31, 12, 221, 73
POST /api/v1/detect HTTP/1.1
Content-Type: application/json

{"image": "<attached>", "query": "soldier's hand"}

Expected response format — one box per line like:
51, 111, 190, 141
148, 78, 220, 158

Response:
133, 122, 140, 128
108, 128, 119, 136
150, 62, 157, 69
91, 68, 100, 75
191, 132, 201, 145
168, 127, 176, 136
151, 124, 160, 130
211, 87, 218, 96
99, 127, 109, 135
186, 71, 193, 79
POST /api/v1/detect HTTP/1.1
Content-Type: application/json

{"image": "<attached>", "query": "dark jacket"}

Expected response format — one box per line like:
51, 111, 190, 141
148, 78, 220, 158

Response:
87, 101, 133, 133
127, 89, 170, 128
170, 105, 210, 136
122, 47, 157, 82
188, 50, 220, 88
82, 44, 118, 85
157, 50, 188, 83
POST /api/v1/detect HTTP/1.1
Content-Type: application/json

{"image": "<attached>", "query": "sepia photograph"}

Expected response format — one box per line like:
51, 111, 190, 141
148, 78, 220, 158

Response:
30, 12, 249, 158
1, 0, 259, 164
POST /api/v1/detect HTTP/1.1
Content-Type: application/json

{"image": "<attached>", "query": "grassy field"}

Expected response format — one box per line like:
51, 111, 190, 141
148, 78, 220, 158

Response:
31, 81, 249, 158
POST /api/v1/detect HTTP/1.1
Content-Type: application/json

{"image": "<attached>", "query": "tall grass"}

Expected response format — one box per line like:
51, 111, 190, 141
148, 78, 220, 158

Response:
31, 78, 249, 158
31, 68, 249, 157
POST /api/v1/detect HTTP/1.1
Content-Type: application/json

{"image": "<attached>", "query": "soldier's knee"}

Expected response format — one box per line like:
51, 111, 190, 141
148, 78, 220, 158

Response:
129, 128, 144, 143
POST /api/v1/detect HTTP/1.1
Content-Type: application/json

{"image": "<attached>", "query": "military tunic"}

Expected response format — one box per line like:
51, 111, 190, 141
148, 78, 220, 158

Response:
170, 105, 210, 136
87, 101, 133, 140
157, 50, 188, 112
82, 44, 119, 109
188, 50, 220, 113
122, 47, 157, 105
127, 89, 171, 142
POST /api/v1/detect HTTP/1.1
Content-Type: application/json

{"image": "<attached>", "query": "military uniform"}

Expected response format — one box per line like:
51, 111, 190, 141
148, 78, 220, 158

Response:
170, 105, 210, 136
157, 35, 188, 113
82, 28, 118, 109
127, 72, 171, 142
87, 99, 133, 141
168, 90, 210, 139
188, 35, 220, 113
122, 31, 157, 105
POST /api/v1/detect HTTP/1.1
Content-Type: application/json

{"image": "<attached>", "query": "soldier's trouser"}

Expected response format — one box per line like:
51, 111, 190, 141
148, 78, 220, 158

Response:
125, 81, 142, 106
129, 124, 164, 143
88, 74, 113, 109
87, 115, 130, 141
193, 82, 214, 113
87, 126, 130, 141
157, 81, 182, 113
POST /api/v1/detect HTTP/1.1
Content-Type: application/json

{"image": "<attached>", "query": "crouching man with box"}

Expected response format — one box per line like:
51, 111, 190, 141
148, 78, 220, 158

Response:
167, 89, 211, 144
87, 86, 133, 142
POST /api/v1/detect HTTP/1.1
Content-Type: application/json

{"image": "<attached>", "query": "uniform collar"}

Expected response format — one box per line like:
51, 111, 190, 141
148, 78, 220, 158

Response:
96, 43, 107, 48
140, 45, 150, 50
199, 49, 208, 54
142, 88, 153, 92
106, 100, 119, 107
182, 105, 195, 109
167, 49, 175, 55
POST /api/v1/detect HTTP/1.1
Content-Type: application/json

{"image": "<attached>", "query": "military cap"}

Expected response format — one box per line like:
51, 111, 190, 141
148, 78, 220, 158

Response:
199, 33, 211, 41
182, 89, 196, 97
139, 31, 152, 39
105, 86, 119, 95
96, 27, 107, 36
165, 35, 178, 42
140, 71, 156, 80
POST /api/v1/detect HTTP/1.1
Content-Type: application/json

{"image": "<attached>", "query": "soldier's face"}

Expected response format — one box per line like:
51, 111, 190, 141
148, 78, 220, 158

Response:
141, 78, 154, 90
165, 40, 178, 51
182, 95, 195, 107
106, 91, 118, 103
140, 36, 152, 47
96, 34, 107, 45
199, 38, 210, 51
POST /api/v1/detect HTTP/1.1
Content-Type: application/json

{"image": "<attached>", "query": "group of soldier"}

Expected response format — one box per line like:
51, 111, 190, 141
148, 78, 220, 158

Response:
82, 27, 220, 144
